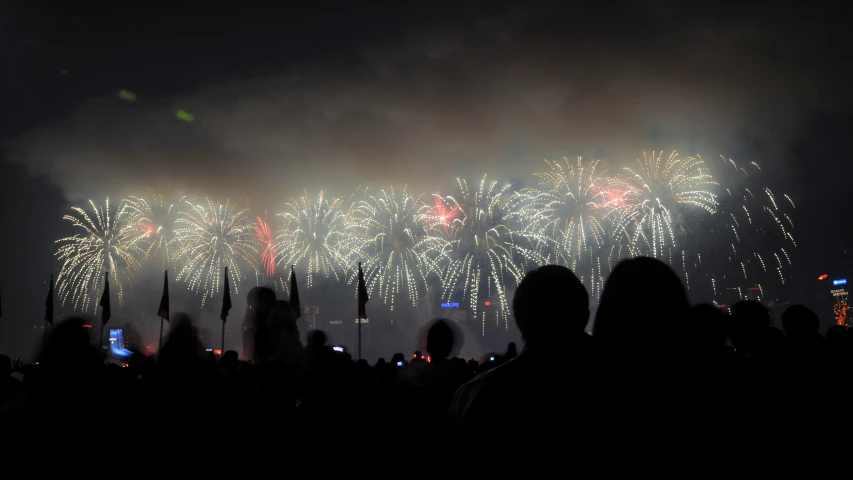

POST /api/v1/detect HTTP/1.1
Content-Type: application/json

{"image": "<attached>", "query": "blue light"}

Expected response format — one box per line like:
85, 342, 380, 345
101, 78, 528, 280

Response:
109, 329, 133, 358
834, 279, 847, 286
441, 302, 460, 308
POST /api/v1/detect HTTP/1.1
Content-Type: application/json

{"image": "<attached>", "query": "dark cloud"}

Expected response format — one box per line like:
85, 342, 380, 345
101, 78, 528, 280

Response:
4, 4, 851, 206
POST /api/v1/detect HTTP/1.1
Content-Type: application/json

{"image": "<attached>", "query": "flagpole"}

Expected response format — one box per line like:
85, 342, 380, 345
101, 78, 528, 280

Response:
159, 316, 165, 352
358, 262, 362, 361
158, 270, 169, 353
220, 267, 231, 355
99, 271, 109, 360
221, 267, 226, 353
44, 273, 54, 349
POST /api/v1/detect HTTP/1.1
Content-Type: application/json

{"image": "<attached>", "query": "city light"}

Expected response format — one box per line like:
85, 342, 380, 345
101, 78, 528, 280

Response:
833, 279, 847, 286
441, 302, 460, 308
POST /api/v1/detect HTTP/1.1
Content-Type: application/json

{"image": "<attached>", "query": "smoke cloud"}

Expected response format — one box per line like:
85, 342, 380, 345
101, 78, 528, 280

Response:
5, 6, 848, 206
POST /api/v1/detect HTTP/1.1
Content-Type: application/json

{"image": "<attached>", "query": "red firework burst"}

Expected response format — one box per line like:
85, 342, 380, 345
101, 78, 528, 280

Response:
255, 215, 276, 277
138, 220, 157, 237
429, 194, 461, 235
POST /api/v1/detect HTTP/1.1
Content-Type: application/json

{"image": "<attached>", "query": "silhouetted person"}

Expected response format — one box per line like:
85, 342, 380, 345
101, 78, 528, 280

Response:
725, 301, 784, 468
0, 318, 113, 446
0, 354, 19, 410
592, 257, 693, 473
411, 319, 466, 449
781, 305, 823, 359
687, 303, 733, 466
594, 257, 689, 357
690, 303, 727, 353
143, 314, 223, 438
505, 342, 518, 360
242, 286, 276, 362
447, 265, 593, 474
159, 314, 205, 366
304, 329, 333, 371
410, 318, 462, 388
825, 325, 853, 364
427, 319, 458, 360
729, 300, 770, 355
220, 350, 239, 372
268, 300, 305, 373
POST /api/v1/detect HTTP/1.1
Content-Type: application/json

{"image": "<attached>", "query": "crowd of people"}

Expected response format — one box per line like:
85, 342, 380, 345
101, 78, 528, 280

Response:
0, 256, 850, 474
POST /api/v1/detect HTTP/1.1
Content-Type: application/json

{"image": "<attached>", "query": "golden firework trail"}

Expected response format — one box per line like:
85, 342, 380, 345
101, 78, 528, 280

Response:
174, 198, 258, 307
275, 191, 354, 288
55, 197, 142, 313
347, 185, 450, 310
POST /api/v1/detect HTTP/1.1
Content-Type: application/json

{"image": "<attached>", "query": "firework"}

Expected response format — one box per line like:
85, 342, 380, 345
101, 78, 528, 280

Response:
255, 215, 276, 277
124, 189, 182, 269
348, 186, 450, 310
616, 150, 717, 259
275, 191, 352, 287
174, 198, 258, 306
516, 157, 620, 297
422, 193, 462, 235
707, 157, 796, 301
55, 198, 142, 312
436, 175, 528, 325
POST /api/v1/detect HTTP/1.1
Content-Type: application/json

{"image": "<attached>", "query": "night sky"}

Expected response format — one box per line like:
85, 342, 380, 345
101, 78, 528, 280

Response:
1, 2, 851, 357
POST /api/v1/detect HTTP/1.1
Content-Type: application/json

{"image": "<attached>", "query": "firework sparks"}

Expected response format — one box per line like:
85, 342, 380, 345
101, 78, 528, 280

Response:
124, 189, 182, 269
55, 198, 142, 312
275, 191, 352, 287
348, 186, 450, 310
255, 215, 276, 277
422, 193, 462, 235
711, 157, 796, 297
174, 198, 258, 306
616, 150, 717, 259
438, 175, 527, 323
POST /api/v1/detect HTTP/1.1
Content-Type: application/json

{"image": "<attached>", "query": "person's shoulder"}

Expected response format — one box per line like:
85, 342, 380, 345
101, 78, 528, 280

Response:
455, 357, 522, 401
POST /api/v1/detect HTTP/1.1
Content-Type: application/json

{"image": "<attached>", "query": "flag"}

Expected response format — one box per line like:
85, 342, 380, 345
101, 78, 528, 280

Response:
157, 271, 169, 321
220, 267, 232, 322
45, 274, 54, 324
358, 262, 369, 320
99, 272, 111, 325
290, 265, 301, 319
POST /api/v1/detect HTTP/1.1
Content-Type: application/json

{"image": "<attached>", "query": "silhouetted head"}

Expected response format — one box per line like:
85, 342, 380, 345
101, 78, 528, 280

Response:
826, 325, 852, 352
690, 303, 727, 349
781, 304, 820, 340
760, 326, 786, 357
594, 257, 689, 353
729, 300, 770, 353
271, 300, 297, 333
0, 354, 11, 378
308, 329, 327, 347
243, 286, 277, 331
38, 317, 99, 376
160, 313, 203, 365
248, 286, 277, 310
424, 319, 458, 360
220, 350, 239, 370
506, 342, 518, 356
512, 265, 589, 347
